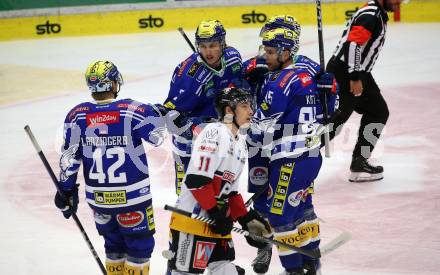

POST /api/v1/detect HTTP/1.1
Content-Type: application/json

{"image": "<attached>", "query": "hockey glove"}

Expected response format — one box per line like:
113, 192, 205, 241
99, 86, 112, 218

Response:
54, 184, 79, 219
238, 209, 272, 249
243, 57, 268, 85
207, 206, 233, 236
317, 72, 339, 121
316, 72, 337, 95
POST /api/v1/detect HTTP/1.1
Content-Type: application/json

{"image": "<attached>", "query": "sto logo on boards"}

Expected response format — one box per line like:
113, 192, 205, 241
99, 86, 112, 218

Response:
242, 10, 267, 24
36, 20, 61, 35
139, 15, 164, 28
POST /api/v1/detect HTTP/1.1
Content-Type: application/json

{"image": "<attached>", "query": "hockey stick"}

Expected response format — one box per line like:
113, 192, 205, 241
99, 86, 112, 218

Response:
321, 231, 351, 257
245, 183, 269, 208
24, 125, 106, 275
164, 204, 321, 258
178, 27, 196, 53
315, 0, 331, 158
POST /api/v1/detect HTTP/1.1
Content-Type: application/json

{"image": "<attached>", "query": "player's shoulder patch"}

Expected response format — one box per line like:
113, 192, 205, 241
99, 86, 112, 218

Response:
269, 71, 282, 82
187, 62, 202, 77
296, 71, 313, 87
177, 55, 196, 78
116, 99, 146, 113
278, 70, 296, 88
67, 102, 91, 121
224, 46, 241, 58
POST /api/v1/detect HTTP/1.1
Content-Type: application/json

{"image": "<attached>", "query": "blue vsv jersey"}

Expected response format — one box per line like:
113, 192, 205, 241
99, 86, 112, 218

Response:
254, 65, 322, 161
59, 98, 165, 214
243, 54, 321, 107
163, 47, 242, 157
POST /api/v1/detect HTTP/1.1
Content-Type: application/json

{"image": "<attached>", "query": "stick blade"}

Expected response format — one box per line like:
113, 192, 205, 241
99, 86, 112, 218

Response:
320, 231, 352, 257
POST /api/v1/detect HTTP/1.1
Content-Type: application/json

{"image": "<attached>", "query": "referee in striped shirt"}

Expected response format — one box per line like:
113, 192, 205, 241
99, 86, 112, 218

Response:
327, 0, 401, 183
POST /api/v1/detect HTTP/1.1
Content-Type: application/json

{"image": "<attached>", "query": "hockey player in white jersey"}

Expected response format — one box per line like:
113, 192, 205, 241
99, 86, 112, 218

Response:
167, 87, 271, 275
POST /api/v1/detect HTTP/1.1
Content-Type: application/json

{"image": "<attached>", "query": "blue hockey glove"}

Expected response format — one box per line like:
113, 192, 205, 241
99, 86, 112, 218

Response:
317, 72, 339, 119
243, 57, 268, 85
54, 184, 79, 219
316, 72, 337, 95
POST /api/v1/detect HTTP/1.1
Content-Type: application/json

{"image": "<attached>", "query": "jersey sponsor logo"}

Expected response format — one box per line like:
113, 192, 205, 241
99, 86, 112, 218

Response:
232, 63, 241, 73
204, 128, 219, 139
193, 241, 215, 269
93, 212, 112, 225
267, 184, 273, 199
146, 205, 155, 230
106, 262, 123, 273
249, 166, 268, 186
175, 162, 185, 195
187, 62, 201, 77
116, 103, 145, 112
279, 71, 295, 88
164, 101, 176, 109
274, 221, 320, 252
270, 162, 294, 215
68, 106, 90, 120
87, 111, 120, 126
197, 69, 207, 82
178, 58, 191, 77
198, 145, 217, 153
94, 190, 127, 205
223, 170, 236, 183
176, 234, 193, 269
205, 80, 214, 90
260, 102, 269, 111
117, 211, 144, 227
298, 72, 313, 87
139, 187, 150, 195
270, 71, 281, 81
287, 189, 309, 207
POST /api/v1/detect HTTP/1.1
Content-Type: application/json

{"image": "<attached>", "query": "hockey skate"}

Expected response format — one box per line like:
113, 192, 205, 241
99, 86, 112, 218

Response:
303, 259, 322, 275
349, 156, 383, 182
252, 243, 272, 274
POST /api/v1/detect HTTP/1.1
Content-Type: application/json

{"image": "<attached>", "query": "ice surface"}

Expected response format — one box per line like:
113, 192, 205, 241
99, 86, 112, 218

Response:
0, 23, 439, 274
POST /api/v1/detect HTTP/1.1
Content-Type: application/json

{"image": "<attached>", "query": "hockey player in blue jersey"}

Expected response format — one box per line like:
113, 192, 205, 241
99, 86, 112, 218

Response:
159, 20, 243, 195
244, 15, 337, 274
247, 27, 338, 275
54, 60, 166, 275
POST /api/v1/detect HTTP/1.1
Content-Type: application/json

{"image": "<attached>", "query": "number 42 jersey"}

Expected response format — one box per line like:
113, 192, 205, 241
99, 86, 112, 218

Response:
59, 98, 165, 214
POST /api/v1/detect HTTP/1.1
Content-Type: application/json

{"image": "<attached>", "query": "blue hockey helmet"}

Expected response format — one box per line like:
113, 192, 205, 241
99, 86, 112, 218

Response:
195, 20, 226, 49
262, 28, 299, 57
260, 15, 301, 37
85, 60, 123, 93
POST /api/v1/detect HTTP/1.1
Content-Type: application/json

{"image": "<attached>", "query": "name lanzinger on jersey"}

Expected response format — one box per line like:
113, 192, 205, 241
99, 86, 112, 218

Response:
81, 135, 129, 146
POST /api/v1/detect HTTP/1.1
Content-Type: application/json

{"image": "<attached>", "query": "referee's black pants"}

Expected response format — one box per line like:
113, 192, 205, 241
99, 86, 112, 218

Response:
326, 57, 389, 160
